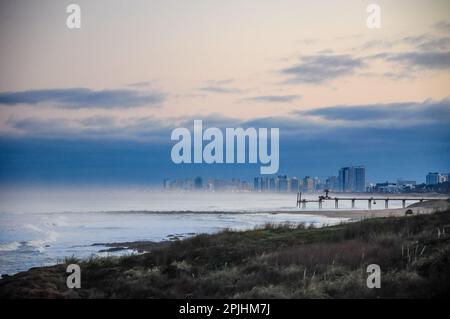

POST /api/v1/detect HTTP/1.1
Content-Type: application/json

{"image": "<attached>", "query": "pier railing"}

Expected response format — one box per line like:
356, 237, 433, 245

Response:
296, 192, 448, 209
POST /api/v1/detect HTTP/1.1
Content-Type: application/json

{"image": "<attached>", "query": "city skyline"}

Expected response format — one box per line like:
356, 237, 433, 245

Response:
162, 167, 450, 193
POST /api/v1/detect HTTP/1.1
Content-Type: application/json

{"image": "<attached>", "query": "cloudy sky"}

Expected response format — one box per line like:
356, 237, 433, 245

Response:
0, 0, 449, 185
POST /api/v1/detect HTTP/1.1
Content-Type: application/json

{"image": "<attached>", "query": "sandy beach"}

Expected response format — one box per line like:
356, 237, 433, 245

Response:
279, 199, 450, 219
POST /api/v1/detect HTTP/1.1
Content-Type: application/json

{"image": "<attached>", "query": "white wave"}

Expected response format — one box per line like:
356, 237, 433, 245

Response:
25, 230, 59, 252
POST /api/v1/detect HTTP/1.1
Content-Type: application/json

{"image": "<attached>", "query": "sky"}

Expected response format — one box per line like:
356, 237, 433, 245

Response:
0, 0, 449, 185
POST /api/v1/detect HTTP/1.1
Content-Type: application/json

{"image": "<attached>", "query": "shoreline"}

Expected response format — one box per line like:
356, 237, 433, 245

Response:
1, 208, 449, 298
279, 199, 450, 219
1, 200, 448, 277
94, 199, 450, 219
77, 200, 450, 254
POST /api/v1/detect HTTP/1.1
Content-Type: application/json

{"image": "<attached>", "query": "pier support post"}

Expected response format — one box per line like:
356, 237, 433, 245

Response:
335, 199, 338, 209
319, 199, 323, 209
385, 199, 389, 209
351, 199, 355, 209
368, 199, 372, 210
402, 199, 406, 208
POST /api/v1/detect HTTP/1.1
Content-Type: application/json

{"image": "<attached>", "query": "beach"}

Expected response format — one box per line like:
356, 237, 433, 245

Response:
281, 199, 450, 218
1, 207, 449, 298
1, 187, 448, 276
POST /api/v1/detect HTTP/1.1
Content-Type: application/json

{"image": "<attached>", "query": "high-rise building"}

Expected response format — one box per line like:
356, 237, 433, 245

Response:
338, 167, 351, 192
426, 172, 447, 185
194, 176, 203, 190
426, 172, 440, 185
268, 178, 276, 192
325, 176, 338, 191
261, 178, 268, 192
289, 177, 299, 193
354, 166, 366, 192
277, 175, 288, 192
338, 166, 366, 192
253, 177, 261, 192
302, 176, 315, 193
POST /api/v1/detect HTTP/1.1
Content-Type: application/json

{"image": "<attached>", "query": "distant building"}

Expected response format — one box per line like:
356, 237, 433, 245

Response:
313, 177, 324, 191
184, 178, 194, 190
163, 178, 171, 190
253, 177, 261, 192
241, 181, 252, 192
277, 175, 288, 192
302, 176, 315, 193
289, 177, 299, 193
194, 176, 203, 190
325, 176, 338, 191
338, 166, 366, 192
338, 167, 350, 192
268, 178, 276, 192
354, 166, 366, 192
261, 177, 268, 192
373, 182, 401, 193
426, 172, 441, 185
397, 180, 416, 186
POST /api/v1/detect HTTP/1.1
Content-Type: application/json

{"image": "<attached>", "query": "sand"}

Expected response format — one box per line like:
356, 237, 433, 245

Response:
276, 199, 450, 220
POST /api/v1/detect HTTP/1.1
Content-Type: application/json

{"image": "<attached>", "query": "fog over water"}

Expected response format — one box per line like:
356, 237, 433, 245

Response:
0, 187, 419, 275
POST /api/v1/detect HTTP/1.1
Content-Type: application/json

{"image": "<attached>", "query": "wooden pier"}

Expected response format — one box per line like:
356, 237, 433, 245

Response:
296, 191, 448, 210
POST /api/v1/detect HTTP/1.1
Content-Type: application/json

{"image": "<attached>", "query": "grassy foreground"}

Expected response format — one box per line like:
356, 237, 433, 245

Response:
1, 210, 450, 298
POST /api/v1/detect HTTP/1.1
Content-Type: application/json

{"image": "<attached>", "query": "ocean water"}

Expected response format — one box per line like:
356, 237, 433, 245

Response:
0, 187, 417, 275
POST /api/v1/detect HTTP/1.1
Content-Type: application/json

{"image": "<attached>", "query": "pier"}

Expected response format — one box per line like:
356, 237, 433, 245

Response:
296, 191, 448, 210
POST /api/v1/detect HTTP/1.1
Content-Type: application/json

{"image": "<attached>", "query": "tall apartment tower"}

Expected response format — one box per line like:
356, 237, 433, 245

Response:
338, 166, 366, 192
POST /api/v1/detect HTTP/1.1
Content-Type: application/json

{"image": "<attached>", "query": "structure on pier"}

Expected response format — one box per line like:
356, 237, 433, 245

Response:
296, 190, 448, 210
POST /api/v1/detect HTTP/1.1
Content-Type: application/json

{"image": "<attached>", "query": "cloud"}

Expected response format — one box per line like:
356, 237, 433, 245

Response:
378, 51, 450, 70
0, 88, 166, 109
3, 104, 448, 184
126, 81, 154, 88
4, 113, 244, 142
197, 79, 243, 94
360, 34, 450, 52
206, 79, 235, 86
1, 97, 449, 184
6, 98, 449, 142
297, 98, 450, 125
199, 79, 243, 94
280, 54, 365, 84
243, 95, 301, 103
199, 86, 243, 94
402, 34, 450, 51
434, 21, 450, 32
